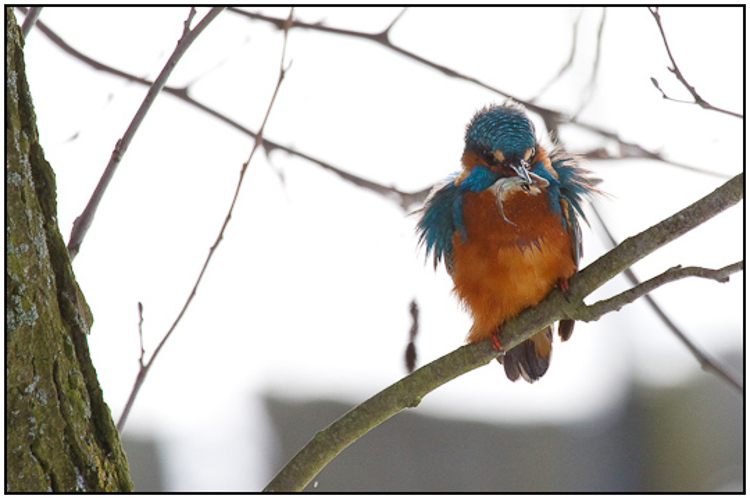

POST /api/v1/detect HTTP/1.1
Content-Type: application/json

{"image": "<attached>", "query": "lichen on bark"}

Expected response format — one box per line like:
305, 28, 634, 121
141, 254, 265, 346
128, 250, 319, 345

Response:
5, 8, 133, 492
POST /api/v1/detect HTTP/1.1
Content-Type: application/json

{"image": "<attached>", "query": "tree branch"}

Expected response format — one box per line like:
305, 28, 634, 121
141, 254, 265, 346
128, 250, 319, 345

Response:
577, 262, 743, 322
66, 7, 225, 260
530, 9, 582, 104
264, 172, 743, 491
571, 7, 606, 118
265, 339, 498, 492
648, 7, 742, 119
116, 8, 292, 433
20, 6, 42, 39
589, 203, 742, 390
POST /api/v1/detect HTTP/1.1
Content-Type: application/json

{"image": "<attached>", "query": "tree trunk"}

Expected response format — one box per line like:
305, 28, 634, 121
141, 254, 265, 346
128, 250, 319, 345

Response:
5, 8, 133, 492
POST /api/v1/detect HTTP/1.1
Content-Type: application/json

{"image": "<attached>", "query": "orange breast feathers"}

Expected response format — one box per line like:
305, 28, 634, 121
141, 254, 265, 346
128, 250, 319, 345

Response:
450, 187, 577, 343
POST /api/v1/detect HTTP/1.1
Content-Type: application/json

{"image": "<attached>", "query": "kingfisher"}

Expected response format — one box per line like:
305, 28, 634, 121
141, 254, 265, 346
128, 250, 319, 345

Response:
416, 103, 599, 382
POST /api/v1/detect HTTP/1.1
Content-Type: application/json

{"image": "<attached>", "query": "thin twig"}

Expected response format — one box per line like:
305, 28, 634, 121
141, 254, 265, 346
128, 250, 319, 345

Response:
589, 203, 742, 390
579, 262, 743, 321
531, 8, 582, 103
116, 7, 294, 434
66, 7, 225, 260
265, 172, 743, 492
648, 7, 742, 119
405, 299, 419, 373
382, 7, 407, 37
572, 7, 606, 118
136, 302, 145, 369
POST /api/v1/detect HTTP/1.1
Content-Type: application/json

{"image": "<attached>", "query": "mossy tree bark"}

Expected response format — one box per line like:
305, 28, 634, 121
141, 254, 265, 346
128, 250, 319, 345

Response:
5, 8, 133, 492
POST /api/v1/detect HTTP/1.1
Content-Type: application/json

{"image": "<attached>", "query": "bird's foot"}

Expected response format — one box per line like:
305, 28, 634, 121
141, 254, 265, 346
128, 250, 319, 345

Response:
490, 334, 505, 356
558, 277, 571, 302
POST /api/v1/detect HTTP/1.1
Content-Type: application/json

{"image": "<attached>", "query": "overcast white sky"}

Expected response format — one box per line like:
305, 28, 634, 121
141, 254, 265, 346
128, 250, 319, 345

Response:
19, 6, 743, 491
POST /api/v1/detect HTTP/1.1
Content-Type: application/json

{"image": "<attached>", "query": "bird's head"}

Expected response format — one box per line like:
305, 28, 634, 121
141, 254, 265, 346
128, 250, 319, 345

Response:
457, 103, 548, 192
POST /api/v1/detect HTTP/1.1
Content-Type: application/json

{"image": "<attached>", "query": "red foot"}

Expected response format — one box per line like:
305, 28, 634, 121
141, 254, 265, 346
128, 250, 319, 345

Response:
558, 277, 569, 292
490, 334, 504, 352
558, 277, 571, 303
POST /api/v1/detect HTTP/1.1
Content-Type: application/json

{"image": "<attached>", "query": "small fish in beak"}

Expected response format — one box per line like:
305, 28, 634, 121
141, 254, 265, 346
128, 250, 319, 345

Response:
492, 168, 550, 225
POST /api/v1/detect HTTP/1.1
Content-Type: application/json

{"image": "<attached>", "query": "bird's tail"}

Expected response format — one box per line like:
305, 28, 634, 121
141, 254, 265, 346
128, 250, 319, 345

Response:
498, 327, 553, 383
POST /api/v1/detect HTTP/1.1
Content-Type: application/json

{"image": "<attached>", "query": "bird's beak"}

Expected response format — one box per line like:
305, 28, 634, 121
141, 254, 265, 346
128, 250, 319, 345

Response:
509, 161, 532, 184
508, 161, 549, 189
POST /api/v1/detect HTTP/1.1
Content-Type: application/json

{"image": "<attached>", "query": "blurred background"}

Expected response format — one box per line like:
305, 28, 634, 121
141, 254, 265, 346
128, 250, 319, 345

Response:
17, 6, 743, 491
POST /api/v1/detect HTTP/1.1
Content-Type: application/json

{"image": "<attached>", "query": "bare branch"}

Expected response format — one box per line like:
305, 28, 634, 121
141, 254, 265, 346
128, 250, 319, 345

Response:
381, 7, 407, 39
19, 6, 42, 39
530, 8, 582, 103
265, 172, 743, 491
265, 339, 497, 492
590, 204, 742, 390
66, 7, 226, 260
648, 7, 742, 119
116, 8, 293, 433
578, 262, 743, 321
572, 7, 606, 118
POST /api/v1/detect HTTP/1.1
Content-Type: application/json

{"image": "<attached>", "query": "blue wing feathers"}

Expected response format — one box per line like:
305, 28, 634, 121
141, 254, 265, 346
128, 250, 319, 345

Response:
416, 178, 461, 270
549, 150, 600, 262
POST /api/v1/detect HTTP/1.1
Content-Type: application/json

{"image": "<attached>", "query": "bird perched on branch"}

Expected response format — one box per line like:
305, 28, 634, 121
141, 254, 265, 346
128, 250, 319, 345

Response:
416, 103, 600, 382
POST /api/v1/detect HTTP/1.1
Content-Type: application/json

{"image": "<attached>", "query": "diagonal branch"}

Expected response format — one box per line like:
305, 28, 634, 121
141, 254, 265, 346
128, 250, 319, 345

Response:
66, 7, 226, 260
265, 339, 498, 492
264, 172, 743, 492
589, 203, 742, 390
20, 6, 42, 39
571, 7, 607, 118
530, 8, 583, 103
578, 262, 743, 322
116, 8, 293, 433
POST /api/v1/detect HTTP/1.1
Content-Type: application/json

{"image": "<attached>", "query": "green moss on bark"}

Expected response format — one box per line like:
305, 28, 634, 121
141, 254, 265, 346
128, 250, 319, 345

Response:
5, 8, 133, 492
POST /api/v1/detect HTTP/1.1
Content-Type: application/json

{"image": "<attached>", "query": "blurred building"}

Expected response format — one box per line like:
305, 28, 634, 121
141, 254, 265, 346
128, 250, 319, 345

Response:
124, 354, 742, 492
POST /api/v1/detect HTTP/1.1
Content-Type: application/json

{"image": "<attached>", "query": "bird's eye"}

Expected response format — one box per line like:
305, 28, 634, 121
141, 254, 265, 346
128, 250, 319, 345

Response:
479, 149, 495, 165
